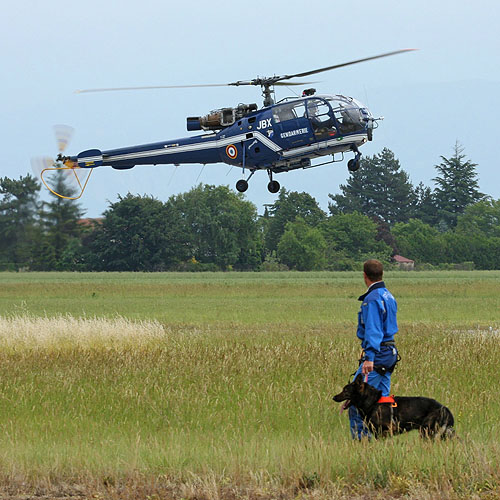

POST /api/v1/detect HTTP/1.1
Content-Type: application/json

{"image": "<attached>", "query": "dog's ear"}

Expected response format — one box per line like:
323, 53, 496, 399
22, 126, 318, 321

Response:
354, 373, 364, 385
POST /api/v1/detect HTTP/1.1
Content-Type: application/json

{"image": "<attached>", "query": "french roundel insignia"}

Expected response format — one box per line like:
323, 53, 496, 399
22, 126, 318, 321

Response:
226, 144, 238, 159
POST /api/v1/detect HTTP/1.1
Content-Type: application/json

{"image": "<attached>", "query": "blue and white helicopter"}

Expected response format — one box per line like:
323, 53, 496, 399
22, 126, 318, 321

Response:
34, 50, 414, 199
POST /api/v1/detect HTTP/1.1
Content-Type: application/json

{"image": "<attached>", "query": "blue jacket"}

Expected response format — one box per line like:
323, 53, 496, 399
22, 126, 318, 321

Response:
356, 281, 398, 362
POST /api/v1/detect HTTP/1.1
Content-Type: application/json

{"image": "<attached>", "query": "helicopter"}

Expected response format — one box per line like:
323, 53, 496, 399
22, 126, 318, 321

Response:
33, 49, 415, 200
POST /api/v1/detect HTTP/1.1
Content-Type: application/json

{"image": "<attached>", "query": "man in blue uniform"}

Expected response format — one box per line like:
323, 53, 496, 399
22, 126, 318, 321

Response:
348, 259, 399, 439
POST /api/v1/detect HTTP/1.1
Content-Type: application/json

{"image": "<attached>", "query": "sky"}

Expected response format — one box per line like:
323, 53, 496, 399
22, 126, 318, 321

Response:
1, 0, 499, 217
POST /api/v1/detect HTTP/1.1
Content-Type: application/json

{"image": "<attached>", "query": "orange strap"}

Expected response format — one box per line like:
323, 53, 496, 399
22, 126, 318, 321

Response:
378, 395, 397, 407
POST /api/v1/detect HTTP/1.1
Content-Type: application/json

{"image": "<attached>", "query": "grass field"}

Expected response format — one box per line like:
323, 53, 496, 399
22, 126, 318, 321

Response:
0, 271, 499, 499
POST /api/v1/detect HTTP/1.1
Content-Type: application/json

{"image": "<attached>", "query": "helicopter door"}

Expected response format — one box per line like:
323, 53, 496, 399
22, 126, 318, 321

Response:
306, 98, 337, 140
272, 101, 314, 149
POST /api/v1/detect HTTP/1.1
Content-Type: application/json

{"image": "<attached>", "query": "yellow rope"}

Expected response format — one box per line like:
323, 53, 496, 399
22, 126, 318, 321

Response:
41, 164, 93, 200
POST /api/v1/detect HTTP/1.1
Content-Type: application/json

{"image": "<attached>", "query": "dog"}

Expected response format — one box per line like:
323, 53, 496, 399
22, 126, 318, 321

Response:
333, 374, 455, 439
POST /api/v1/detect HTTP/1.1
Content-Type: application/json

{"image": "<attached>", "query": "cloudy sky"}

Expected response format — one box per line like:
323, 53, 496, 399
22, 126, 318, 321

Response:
2, 0, 499, 216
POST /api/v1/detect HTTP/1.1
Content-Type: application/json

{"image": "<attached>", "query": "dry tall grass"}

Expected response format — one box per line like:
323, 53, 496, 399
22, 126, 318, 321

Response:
0, 315, 165, 348
0, 314, 498, 499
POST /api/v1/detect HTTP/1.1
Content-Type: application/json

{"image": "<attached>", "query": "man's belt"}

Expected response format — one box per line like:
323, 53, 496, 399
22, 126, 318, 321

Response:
380, 341, 396, 347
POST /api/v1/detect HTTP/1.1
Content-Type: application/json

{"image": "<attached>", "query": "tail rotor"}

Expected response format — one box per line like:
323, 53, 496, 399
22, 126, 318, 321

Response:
31, 126, 93, 200
54, 124, 74, 153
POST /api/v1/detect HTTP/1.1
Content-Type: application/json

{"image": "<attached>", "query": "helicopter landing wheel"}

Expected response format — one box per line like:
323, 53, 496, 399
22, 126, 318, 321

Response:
267, 180, 280, 193
347, 158, 360, 172
236, 179, 248, 193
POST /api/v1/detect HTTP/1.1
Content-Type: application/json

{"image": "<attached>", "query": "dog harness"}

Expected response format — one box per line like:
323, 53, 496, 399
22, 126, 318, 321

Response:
378, 395, 397, 430
378, 395, 397, 407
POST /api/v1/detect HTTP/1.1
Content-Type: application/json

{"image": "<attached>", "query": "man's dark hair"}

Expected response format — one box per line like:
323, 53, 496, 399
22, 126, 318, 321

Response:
364, 259, 384, 282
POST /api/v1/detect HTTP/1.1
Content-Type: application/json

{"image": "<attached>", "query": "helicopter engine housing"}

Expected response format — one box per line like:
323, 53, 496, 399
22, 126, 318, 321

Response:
187, 103, 257, 131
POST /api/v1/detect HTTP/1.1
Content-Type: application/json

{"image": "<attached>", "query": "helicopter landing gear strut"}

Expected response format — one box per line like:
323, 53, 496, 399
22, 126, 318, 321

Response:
267, 169, 280, 193
347, 144, 362, 172
236, 170, 256, 193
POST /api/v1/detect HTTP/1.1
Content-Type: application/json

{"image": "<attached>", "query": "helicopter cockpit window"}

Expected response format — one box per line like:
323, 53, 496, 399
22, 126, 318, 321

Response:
306, 99, 334, 127
327, 97, 365, 134
272, 101, 305, 123
306, 98, 336, 138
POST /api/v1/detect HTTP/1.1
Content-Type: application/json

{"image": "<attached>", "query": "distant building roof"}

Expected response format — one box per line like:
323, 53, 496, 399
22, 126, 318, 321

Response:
78, 218, 103, 227
393, 254, 414, 264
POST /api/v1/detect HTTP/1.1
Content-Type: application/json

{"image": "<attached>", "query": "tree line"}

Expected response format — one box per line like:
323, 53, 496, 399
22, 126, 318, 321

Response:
1, 143, 498, 271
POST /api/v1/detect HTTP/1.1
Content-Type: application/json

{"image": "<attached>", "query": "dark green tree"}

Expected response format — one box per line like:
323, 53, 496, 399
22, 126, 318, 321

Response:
0, 174, 41, 269
41, 170, 85, 268
320, 212, 391, 270
265, 189, 326, 252
30, 238, 57, 271
441, 230, 499, 270
455, 198, 500, 238
372, 216, 398, 255
392, 219, 444, 264
277, 218, 326, 271
328, 148, 416, 225
90, 194, 189, 271
432, 142, 485, 229
413, 182, 437, 226
169, 184, 262, 270
441, 199, 500, 269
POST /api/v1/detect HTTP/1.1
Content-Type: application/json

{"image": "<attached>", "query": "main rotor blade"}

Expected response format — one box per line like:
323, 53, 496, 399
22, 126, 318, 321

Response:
278, 49, 417, 81
274, 81, 317, 86
75, 49, 416, 94
76, 80, 318, 93
75, 83, 231, 93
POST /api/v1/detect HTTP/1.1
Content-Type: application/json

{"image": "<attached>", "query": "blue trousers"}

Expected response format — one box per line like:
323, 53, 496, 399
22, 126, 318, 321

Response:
348, 346, 397, 440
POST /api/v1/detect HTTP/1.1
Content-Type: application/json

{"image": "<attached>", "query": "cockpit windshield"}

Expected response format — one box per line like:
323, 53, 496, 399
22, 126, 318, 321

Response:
326, 96, 371, 134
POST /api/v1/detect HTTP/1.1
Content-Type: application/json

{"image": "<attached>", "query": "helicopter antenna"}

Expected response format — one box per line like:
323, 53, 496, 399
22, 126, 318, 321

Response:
166, 165, 178, 188
283, 83, 301, 98
195, 164, 206, 183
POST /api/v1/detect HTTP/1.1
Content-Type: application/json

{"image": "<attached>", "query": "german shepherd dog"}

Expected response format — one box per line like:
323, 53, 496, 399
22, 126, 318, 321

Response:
333, 374, 455, 439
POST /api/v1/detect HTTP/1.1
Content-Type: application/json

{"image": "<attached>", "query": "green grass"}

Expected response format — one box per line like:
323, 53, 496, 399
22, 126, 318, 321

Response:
1, 270, 499, 325
0, 271, 499, 499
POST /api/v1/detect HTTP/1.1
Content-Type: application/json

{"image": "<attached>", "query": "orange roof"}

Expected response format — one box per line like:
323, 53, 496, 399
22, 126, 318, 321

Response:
78, 218, 103, 227
393, 254, 414, 263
